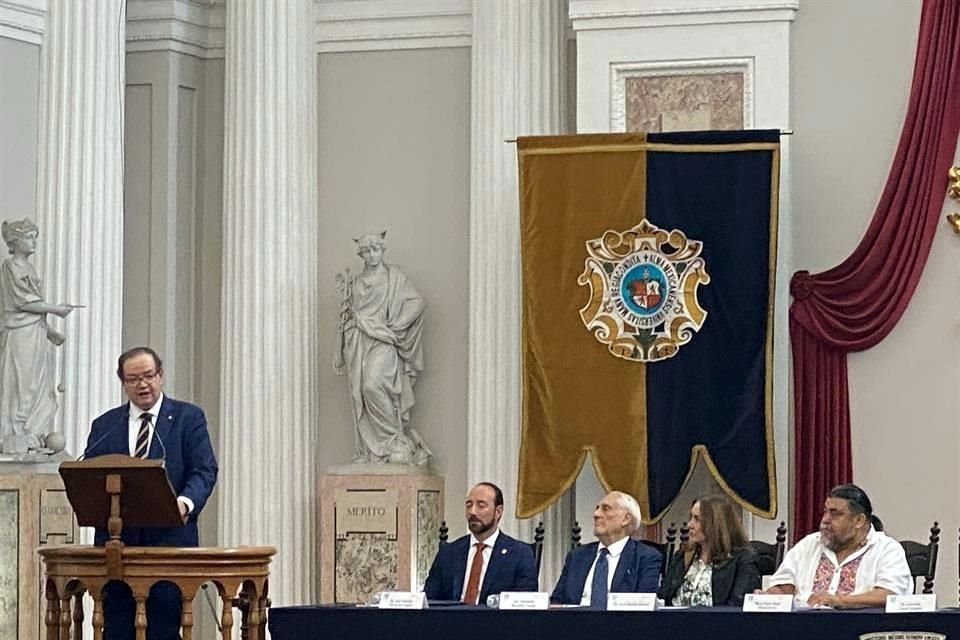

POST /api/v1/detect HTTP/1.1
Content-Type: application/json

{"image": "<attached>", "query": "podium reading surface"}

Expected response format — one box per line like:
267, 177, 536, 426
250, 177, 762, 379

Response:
59, 454, 181, 528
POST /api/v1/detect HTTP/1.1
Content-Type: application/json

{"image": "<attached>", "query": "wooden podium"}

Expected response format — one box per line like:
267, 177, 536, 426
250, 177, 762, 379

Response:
38, 455, 275, 640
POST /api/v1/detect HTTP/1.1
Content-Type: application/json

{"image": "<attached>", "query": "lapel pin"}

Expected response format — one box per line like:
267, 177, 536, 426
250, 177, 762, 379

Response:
501, 549, 507, 555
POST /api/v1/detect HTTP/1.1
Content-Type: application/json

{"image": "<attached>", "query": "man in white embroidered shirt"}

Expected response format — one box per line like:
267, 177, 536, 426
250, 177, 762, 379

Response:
763, 484, 911, 608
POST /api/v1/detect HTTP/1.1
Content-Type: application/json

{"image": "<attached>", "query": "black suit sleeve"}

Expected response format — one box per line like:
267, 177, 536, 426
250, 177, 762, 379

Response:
550, 550, 575, 604
423, 545, 448, 600
636, 546, 662, 593
178, 405, 218, 514
513, 542, 539, 592
723, 548, 761, 606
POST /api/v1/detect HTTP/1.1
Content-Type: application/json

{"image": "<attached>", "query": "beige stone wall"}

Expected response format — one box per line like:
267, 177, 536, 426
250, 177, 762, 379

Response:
0, 37, 39, 226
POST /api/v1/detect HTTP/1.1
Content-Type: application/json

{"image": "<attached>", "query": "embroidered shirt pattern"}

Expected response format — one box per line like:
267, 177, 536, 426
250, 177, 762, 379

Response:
811, 552, 864, 594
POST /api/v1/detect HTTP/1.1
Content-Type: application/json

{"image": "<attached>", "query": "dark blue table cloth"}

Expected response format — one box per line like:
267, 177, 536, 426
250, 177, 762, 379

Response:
269, 604, 960, 640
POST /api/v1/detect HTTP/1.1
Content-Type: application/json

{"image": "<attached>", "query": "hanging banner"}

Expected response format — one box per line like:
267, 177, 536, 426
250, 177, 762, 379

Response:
517, 130, 779, 522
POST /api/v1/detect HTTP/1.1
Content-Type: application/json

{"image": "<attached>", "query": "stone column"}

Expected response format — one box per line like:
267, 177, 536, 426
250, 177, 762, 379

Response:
218, 0, 319, 608
468, 0, 571, 588
35, 0, 126, 460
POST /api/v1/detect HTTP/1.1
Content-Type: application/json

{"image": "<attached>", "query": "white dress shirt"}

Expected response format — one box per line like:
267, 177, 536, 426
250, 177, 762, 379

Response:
461, 528, 501, 601
579, 535, 630, 605
768, 527, 912, 604
127, 393, 193, 515
128, 394, 163, 457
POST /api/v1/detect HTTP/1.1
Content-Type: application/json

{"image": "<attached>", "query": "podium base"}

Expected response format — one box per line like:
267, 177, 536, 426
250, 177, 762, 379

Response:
0, 465, 78, 640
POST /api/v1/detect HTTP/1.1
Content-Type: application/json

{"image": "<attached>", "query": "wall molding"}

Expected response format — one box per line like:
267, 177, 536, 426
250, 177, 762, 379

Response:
314, 0, 471, 53
126, 0, 224, 60
0, 0, 44, 45
570, 0, 797, 30
125, 0, 473, 57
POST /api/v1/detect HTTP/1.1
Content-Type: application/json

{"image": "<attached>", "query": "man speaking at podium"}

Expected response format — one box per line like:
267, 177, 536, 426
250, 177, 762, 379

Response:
83, 346, 218, 640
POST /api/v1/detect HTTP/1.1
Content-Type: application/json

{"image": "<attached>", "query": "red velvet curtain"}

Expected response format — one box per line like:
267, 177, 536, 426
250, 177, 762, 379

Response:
789, 0, 960, 541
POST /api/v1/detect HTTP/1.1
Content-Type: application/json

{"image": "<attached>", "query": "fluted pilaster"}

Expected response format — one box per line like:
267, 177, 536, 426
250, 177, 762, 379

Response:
35, 0, 125, 459
218, 0, 319, 607
468, 0, 570, 588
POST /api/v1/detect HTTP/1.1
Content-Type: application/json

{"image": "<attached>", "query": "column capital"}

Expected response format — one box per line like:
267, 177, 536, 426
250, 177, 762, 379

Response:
126, 0, 225, 59
315, 0, 471, 53
569, 0, 797, 31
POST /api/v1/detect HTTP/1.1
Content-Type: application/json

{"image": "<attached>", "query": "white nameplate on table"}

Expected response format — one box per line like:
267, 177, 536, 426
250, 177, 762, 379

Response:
498, 592, 550, 610
378, 592, 428, 609
885, 594, 936, 613
743, 593, 793, 612
607, 592, 658, 611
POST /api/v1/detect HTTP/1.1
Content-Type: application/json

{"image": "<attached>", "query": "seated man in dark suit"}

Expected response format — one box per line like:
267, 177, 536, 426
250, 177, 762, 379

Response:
551, 491, 661, 608
423, 482, 538, 604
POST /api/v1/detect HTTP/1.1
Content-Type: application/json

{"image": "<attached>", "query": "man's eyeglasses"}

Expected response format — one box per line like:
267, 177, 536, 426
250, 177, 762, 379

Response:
122, 371, 160, 386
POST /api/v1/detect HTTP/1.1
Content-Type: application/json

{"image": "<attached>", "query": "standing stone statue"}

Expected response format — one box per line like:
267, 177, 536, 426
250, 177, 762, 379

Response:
0, 219, 74, 455
333, 231, 432, 467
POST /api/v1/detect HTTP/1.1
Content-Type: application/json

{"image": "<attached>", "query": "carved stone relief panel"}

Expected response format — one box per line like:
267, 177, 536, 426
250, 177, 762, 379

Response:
611, 59, 753, 133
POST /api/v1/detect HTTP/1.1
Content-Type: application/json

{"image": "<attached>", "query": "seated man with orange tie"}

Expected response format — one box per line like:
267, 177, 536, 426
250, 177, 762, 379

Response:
423, 482, 539, 604
551, 491, 661, 608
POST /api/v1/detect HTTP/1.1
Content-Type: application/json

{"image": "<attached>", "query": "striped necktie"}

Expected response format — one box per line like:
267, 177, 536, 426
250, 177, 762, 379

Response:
134, 413, 152, 458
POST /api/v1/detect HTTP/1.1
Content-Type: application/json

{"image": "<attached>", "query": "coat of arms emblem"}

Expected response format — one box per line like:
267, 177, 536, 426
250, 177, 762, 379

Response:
578, 219, 709, 362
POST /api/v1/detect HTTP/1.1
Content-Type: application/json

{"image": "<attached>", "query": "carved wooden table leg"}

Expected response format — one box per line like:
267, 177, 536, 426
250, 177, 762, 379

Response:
134, 595, 148, 640
256, 595, 270, 640
247, 595, 261, 640
91, 593, 104, 640
45, 585, 60, 640
58, 594, 71, 640
220, 594, 234, 640
181, 595, 194, 640
237, 590, 251, 640
72, 591, 84, 640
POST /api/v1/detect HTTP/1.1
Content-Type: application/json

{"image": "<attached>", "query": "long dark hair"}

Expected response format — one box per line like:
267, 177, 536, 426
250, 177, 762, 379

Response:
684, 495, 749, 566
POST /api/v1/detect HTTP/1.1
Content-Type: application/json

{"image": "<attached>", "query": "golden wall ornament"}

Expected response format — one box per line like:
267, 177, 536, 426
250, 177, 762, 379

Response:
949, 165, 960, 199
945, 165, 960, 234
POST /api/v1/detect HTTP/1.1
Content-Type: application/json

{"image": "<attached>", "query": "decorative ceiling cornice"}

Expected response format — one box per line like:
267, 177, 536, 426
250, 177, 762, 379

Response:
126, 0, 224, 60
0, 0, 45, 45
314, 0, 471, 53
569, 0, 798, 30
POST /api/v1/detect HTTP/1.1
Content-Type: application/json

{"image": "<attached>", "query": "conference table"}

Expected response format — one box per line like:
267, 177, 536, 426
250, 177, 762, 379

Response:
269, 603, 960, 640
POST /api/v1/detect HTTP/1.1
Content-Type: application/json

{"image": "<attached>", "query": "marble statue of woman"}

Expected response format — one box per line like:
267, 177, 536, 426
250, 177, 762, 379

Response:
0, 219, 74, 454
333, 231, 432, 467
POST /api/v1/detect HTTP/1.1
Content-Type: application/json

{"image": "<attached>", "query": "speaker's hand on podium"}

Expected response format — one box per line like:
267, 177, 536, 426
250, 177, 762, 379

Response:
178, 501, 188, 524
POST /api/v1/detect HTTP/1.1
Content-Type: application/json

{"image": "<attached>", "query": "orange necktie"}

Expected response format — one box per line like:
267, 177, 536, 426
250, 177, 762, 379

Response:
462, 542, 485, 604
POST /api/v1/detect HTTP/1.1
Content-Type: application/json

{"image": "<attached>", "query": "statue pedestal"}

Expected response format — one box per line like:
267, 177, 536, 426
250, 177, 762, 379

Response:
0, 463, 79, 640
319, 468, 443, 603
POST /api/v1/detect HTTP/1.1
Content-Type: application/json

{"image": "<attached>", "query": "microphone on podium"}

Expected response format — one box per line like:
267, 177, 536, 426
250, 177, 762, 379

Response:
152, 422, 168, 468
77, 424, 117, 461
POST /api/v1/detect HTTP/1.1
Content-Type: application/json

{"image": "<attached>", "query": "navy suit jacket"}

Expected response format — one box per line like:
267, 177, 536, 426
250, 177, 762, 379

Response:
423, 532, 539, 603
84, 395, 218, 547
551, 538, 661, 604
